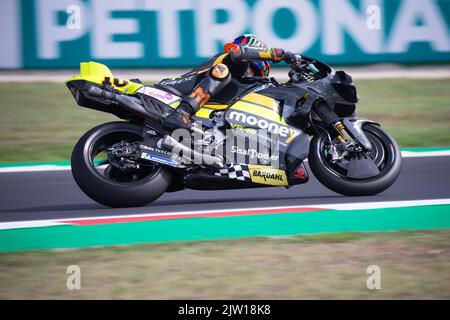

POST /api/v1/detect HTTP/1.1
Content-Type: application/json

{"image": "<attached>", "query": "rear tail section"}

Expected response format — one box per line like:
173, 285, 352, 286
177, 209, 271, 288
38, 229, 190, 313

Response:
66, 62, 144, 118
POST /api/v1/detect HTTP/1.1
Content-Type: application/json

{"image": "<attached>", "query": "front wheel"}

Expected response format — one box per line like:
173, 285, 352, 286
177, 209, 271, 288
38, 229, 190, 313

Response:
308, 123, 402, 196
71, 121, 172, 207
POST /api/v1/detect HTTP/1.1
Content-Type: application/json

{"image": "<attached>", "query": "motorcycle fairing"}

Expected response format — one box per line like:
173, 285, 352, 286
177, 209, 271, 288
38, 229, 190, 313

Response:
190, 91, 308, 188
67, 62, 180, 118
189, 164, 289, 189
66, 62, 144, 119
292, 69, 357, 118
248, 165, 289, 186
225, 92, 301, 145
194, 104, 229, 120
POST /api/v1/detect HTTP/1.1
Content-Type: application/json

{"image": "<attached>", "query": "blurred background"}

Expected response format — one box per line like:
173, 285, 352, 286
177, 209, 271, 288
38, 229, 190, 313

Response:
2, 0, 449, 68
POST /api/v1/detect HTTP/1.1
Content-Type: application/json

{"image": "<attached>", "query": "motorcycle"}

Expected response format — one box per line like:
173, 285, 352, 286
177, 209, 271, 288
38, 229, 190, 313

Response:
66, 57, 401, 207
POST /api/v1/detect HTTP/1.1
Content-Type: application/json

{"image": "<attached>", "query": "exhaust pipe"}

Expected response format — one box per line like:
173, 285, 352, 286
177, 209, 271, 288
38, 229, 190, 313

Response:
88, 86, 162, 123
162, 135, 224, 169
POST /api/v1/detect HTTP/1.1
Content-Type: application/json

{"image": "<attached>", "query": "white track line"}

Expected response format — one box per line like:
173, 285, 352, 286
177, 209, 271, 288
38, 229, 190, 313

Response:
0, 198, 449, 230
0, 165, 71, 173
0, 150, 448, 173
316, 198, 450, 210
0, 221, 67, 229
400, 150, 450, 157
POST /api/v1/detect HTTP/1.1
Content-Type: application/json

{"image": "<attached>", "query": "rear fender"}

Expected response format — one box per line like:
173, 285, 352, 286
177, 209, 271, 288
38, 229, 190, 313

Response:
66, 62, 147, 119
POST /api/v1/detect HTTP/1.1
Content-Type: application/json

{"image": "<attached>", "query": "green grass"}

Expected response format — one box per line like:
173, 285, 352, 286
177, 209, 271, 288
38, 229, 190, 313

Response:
0, 82, 116, 162
0, 229, 449, 299
356, 79, 450, 147
0, 79, 449, 162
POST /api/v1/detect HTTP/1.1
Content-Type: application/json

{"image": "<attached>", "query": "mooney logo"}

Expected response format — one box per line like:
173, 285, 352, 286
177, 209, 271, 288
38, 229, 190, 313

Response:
229, 111, 290, 137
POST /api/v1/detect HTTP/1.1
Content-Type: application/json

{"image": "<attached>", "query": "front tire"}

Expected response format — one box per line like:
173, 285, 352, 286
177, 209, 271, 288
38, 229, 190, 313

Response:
308, 123, 402, 196
71, 121, 172, 207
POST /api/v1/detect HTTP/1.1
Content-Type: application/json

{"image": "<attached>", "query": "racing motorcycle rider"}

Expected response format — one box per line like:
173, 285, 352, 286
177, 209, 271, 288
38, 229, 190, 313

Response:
161, 34, 301, 131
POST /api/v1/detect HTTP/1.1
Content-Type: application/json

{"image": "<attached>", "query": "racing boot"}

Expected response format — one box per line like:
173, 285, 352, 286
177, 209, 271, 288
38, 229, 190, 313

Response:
163, 101, 195, 131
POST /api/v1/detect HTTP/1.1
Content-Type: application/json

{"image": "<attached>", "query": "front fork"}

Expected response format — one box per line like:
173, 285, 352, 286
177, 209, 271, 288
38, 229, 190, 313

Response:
313, 102, 374, 151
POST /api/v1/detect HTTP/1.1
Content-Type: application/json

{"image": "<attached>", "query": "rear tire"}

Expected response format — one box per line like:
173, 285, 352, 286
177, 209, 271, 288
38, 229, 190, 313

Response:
308, 123, 402, 196
71, 121, 172, 207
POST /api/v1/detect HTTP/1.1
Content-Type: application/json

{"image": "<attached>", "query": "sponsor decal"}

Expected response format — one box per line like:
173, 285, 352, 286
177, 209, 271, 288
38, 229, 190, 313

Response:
249, 165, 288, 186
102, 76, 128, 88
230, 126, 288, 148
141, 152, 177, 167
229, 111, 290, 137
229, 111, 300, 144
141, 145, 184, 163
230, 124, 257, 135
140, 145, 171, 155
230, 146, 278, 162
159, 75, 195, 86
138, 87, 180, 104
253, 171, 283, 182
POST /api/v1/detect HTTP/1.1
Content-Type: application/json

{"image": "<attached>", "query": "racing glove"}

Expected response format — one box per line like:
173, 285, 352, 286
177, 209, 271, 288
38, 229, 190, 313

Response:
282, 51, 303, 67
228, 44, 285, 63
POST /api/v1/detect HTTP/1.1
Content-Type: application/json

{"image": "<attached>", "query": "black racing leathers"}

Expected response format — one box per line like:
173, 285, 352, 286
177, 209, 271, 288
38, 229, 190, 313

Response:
161, 45, 290, 131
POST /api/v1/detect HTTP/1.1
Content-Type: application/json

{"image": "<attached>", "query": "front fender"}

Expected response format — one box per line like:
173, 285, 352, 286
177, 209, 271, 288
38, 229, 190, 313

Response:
342, 117, 379, 150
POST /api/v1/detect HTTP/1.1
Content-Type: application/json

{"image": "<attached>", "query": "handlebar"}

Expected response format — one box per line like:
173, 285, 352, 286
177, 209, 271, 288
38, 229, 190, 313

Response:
282, 51, 303, 67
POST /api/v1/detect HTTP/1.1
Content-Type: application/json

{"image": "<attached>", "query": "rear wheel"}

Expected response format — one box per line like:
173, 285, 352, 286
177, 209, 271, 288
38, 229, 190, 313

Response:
308, 123, 402, 196
71, 121, 172, 207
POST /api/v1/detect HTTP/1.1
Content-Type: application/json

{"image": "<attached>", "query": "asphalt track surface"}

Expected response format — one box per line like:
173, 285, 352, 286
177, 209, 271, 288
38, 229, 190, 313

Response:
0, 156, 449, 223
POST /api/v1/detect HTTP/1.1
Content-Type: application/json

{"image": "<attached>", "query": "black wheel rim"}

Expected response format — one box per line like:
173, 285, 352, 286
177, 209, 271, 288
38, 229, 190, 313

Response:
86, 130, 160, 185
318, 125, 396, 181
